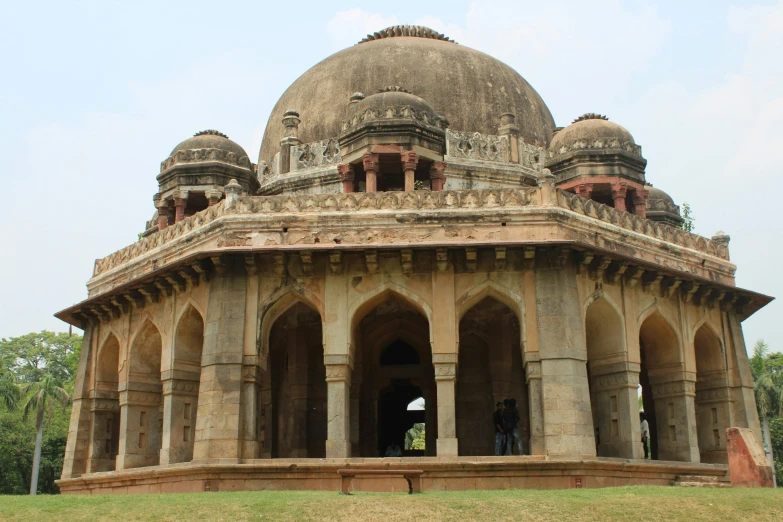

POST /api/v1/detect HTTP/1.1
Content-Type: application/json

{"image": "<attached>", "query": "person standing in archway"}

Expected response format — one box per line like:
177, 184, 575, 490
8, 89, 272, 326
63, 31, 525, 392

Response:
640, 412, 650, 459
493, 402, 506, 456
503, 398, 523, 455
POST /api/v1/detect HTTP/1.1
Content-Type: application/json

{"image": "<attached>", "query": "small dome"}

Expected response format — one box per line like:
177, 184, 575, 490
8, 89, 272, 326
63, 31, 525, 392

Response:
169, 130, 249, 159
354, 88, 437, 116
343, 88, 447, 130
549, 114, 636, 155
645, 184, 683, 227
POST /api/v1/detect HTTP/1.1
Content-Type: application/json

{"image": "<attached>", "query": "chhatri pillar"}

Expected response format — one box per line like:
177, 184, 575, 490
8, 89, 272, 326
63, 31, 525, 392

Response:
610, 182, 627, 212
173, 190, 189, 223
363, 152, 379, 193
632, 187, 648, 218
337, 163, 355, 193
401, 150, 419, 191
205, 189, 222, 207
430, 161, 447, 192
576, 183, 593, 200
156, 200, 170, 231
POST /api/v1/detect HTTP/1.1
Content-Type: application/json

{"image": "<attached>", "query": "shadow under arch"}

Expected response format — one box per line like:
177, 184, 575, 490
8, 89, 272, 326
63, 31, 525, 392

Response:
693, 322, 731, 463
258, 289, 325, 367
88, 332, 121, 472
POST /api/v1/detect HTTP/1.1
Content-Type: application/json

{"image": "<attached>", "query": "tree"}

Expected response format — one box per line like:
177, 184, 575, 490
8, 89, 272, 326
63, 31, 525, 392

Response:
20, 374, 71, 495
0, 331, 81, 385
750, 340, 782, 486
679, 202, 695, 233
0, 367, 19, 414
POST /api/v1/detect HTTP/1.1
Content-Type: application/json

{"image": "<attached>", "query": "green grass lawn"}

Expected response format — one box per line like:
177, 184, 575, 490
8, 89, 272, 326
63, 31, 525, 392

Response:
1, 487, 781, 522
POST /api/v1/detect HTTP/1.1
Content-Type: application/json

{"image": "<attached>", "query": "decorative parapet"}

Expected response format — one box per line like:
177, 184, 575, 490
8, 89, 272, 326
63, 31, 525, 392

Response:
340, 105, 449, 132
91, 186, 729, 278
159, 148, 252, 173
520, 141, 545, 172
556, 190, 728, 260
548, 136, 642, 158
446, 130, 509, 162
291, 139, 342, 170
647, 197, 681, 216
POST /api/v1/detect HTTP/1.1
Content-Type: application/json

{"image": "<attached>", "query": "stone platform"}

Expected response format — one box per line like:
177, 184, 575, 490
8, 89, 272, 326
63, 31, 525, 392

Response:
57, 457, 730, 494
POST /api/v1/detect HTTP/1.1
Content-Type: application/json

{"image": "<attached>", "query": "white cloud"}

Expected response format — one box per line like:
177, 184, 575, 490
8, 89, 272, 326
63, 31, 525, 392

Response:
326, 9, 398, 50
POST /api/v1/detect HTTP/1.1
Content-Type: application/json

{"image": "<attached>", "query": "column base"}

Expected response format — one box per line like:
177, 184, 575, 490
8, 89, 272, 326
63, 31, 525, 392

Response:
437, 437, 459, 457
326, 439, 350, 458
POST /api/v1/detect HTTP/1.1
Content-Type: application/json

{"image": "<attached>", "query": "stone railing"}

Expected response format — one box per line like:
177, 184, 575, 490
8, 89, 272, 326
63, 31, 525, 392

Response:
291, 138, 342, 170
555, 190, 728, 260
446, 130, 509, 163
159, 148, 253, 173
91, 186, 728, 277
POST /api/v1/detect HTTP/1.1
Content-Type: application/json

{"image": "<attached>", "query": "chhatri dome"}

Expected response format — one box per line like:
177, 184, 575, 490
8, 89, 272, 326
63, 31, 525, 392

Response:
55, 23, 773, 495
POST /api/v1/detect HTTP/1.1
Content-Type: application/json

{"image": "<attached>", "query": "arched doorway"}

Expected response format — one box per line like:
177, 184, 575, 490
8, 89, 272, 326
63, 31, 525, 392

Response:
457, 297, 529, 456
265, 301, 326, 458
694, 324, 731, 463
639, 311, 698, 462
120, 320, 163, 469
89, 334, 120, 472
353, 294, 436, 457
585, 297, 636, 458
165, 305, 204, 464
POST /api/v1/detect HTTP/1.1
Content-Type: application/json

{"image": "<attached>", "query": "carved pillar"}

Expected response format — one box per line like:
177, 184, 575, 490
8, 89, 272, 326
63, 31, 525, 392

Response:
159, 378, 199, 465
524, 355, 545, 455
650, 376, 700, 462
116, 385, 163, 470
280, 110, 301, 175
337, 163, 355, 193
576, 183, 594, 200
695, 376, 733, 464
611, 182, 627, 212
589, 365, 644, 459
498, 112, 520, 163
430, 161, 447, 192
325, 355, 352, 458
157, 200, 170, 231
401, 151, 419, 192
173, 190, 189, 223
205, 189, 222, 207
363, 152, 379, 193
632, 187, 648, 218
86, 393, 120, 473
433, 356, 458, 456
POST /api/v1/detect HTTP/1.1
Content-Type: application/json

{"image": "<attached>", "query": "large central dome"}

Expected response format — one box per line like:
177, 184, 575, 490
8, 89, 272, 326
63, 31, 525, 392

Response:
259, 26, 555, 163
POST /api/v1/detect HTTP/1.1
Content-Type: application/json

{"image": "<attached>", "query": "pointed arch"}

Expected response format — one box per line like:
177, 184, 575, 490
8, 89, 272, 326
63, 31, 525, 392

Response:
693, 322, 726, 375
258, 289, 324, 364
456, 279, 525, 324
349, 281, 432, 331
638, 309, 682, 368
584, 295, 626, 361
96, 333, 121, 389
128, 319, 163, 378
174, 304, 205, 365
174, 298, 205, 329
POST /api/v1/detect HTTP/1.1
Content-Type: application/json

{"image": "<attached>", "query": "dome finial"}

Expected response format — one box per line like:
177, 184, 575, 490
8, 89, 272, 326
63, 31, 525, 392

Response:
573, 113, 609, 124
358, 25, 457, 45
194, 129, 228, 139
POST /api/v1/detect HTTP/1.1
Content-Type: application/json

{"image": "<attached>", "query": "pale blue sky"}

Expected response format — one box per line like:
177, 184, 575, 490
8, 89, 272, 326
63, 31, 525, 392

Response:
0, 1, 780, 352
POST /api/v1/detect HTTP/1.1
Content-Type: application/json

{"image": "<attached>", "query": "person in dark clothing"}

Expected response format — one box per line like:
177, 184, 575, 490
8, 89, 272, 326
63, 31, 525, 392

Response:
503, 398, 523, 455
493, 402, 506, 456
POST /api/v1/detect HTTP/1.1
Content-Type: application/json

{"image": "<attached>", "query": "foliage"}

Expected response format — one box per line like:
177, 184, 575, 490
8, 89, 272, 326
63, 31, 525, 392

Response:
770, 417, 783, 484
404, 423, 425, 450
679, 202, 695, 233
0, 330, 81, 494
750, 340, 783, 420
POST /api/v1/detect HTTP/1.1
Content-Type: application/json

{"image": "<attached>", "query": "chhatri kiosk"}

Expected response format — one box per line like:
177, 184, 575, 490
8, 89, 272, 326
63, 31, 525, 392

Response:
56, 25, 772, 493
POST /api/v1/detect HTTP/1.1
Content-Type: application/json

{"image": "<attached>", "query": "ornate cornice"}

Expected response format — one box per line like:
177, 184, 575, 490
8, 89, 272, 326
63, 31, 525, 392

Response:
340, 104, 449, 132
160, 148, 252, 173
548, 136, 642, 158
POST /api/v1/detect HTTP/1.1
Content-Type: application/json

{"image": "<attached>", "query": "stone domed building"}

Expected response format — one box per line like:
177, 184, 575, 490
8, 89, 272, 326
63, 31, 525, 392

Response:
56, 25, 772, 493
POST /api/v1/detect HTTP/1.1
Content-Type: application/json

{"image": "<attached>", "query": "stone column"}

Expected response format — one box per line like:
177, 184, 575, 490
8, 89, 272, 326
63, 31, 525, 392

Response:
650, 375, 700, 462
632, 187, 648, 218
695, 378, 733, 464
497, 113, 520, 163
157, 200, 170, 231
241, 358, 263, 459
193, 258, 247, 462
206, 189, 222, 207
401, 151, 419, 191
86, 393, 120, 473
433, 355, 458, 456
524, 355, 545, 455
430, 161, 447, 192
535, 249, 596, 456
61, 324, 95, 479
363, 152, 379, 193
325, 355, 352, 458
116, 386, 163, 470
589, 363, 644, 459
576, 183, 594, 200
159, 378, 199, 465
338, 163, 355, 193
173, 190, 189, 223
611, 182, 627, 212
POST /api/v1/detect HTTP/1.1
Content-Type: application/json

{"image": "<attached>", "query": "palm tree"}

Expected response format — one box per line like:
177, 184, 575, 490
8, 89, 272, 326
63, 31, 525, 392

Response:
0, 367, 20, 413
21, 374, 71, 495
750, 340, 782, 487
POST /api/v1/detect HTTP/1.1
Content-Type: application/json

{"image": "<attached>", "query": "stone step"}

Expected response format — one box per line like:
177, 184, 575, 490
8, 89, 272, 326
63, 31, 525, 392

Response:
672, 475, 731, 488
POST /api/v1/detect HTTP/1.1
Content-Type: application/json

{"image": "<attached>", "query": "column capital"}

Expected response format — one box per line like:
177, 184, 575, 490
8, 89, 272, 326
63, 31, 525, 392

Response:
434, 362, 456, 382
362, 152, 379, 172
576, 183, 594, 199
161, 378, 200, 397
430, 161, 447, 179
610, 181, 628, 199
400, 150, 419, 171
337, 163, 355, 182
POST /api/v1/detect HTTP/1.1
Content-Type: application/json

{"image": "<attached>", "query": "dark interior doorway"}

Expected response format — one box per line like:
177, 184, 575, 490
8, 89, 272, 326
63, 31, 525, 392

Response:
377, 381, 425, 457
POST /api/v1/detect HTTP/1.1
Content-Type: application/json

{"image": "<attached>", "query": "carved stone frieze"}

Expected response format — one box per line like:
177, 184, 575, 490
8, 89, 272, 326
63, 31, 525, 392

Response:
162, 379, 199, 396
651, 380, 696, 398
434, 362, 457, 380
341, 105, 449, 132
160, 148, 252, 173
90, 398, 120, 412
325, 364, 351, 383
548, 136, 642, 158
591, 371, 640, 392
447, 130, 509, 162
291, 139, 341, 170
119, 390, 162, 407
695, 386, 732, 403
